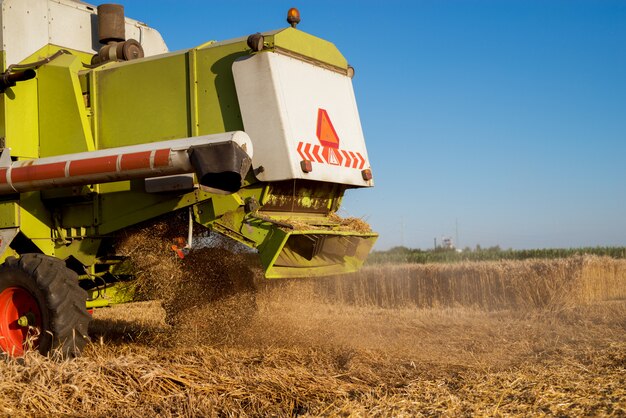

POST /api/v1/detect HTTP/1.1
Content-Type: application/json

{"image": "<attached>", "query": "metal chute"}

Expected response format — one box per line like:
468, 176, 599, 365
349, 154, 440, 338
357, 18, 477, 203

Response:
260, 229, 378, 278
0, 131, 252, 195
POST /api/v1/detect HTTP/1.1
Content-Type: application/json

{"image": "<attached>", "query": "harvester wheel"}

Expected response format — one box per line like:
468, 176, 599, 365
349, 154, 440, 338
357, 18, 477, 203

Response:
0, 254, 90, 357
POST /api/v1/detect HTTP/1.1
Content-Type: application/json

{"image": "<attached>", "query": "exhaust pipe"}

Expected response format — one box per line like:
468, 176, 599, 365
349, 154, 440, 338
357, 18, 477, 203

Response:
0, 69, 36, 93
97, 4, 126, 44
93, 4, 144, 64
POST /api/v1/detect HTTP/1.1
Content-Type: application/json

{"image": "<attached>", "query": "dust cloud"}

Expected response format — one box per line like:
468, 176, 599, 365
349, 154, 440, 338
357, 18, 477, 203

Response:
115, 215, 626, 371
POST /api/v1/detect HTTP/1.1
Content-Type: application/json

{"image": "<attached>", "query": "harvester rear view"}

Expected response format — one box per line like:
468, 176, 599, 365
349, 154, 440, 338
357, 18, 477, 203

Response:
0, 0, 377, 357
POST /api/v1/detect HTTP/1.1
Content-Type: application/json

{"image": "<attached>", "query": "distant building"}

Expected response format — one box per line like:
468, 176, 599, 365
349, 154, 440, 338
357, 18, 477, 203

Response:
441, 237, 455, 250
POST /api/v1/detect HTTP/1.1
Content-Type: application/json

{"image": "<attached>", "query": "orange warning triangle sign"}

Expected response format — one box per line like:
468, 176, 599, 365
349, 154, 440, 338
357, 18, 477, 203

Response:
316, 108, 340, 149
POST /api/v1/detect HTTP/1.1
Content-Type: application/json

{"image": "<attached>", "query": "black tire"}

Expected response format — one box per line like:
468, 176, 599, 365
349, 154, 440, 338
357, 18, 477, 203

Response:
0, 254, 91, 357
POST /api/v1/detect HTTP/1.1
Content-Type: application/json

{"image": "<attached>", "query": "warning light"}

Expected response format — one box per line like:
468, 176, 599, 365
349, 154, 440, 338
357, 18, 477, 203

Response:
287, 8, 301, 28
300, 160, 313, 173
316, 108, 340, 149
361, 169, 373, 181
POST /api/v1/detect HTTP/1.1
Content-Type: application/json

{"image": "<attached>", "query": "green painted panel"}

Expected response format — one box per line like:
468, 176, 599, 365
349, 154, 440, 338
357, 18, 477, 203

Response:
55, 238, 100, 266
97, 186, 202, 234
0, 201, 19, 228
3, 77, 38, 158
269, 28, 348, 69
19, 192, 54, 255
194, 41, 249, 135
95, 53, 191, 148
59, 202, 95, 229
86, 282, 135, 308
30, 239, 55, 256
38, 54, 95, 156
3, 46, 94, 159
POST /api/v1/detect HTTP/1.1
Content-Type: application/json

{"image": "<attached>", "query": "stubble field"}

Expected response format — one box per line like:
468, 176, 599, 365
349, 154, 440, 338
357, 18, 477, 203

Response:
0, 253, 624, 417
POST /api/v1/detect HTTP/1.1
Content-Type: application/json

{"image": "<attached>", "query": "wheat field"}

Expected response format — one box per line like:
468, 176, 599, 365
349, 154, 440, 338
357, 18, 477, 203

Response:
0, 255, 624, 417
316, 255, 626, 310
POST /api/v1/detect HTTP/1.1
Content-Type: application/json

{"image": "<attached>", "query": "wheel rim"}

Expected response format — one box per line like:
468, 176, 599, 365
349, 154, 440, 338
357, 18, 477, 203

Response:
0, 287, 42, 356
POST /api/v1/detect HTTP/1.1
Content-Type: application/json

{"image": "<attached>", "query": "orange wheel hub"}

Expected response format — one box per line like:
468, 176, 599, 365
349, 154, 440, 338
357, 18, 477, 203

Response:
0, 287, 41, 356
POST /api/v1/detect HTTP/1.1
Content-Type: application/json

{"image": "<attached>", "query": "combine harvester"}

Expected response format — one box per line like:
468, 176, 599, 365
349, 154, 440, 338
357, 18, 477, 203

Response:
0, 0, 376, 356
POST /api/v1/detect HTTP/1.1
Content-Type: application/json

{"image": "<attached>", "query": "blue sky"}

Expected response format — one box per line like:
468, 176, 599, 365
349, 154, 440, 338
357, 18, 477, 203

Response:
109, 1, 626, 250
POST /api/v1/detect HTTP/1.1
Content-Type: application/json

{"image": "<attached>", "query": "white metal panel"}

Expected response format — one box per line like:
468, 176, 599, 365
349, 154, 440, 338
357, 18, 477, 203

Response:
49, 1, 168, 57
48, 0, 100, 54
1, 0, 49, 66
0, 228, 19, 258
0, 0, 168, 66
232, 52, 372, 187
127, 24, 168, 57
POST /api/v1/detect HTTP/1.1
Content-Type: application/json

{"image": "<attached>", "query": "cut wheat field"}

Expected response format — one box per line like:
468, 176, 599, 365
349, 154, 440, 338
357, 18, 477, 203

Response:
0, 255, 624, 417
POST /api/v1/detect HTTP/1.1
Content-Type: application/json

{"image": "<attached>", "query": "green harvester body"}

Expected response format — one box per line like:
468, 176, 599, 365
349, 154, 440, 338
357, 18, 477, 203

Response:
0, 1, 377, 311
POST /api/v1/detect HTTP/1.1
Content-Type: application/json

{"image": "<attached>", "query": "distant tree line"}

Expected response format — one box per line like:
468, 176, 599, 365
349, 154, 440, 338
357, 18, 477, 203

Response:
366, 245, 626, 265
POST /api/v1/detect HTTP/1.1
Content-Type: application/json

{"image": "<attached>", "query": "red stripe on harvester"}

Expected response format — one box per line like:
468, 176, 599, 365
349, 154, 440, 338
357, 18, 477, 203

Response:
11, 162, 67, 183
120, 151, 152, 171
356, 152, 365, 169
341, 150, 351, 167
303, 143, 313, 161
0, 169, 7, 184
296, 142, 307, 161
69, 155, 118, 177
312, 145, 324, 163
153, 149, 171, 167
